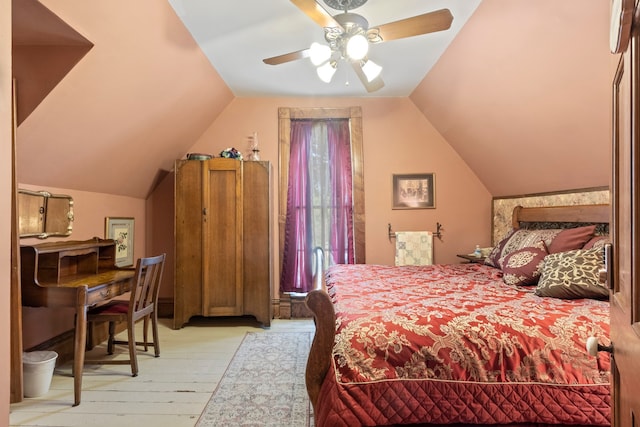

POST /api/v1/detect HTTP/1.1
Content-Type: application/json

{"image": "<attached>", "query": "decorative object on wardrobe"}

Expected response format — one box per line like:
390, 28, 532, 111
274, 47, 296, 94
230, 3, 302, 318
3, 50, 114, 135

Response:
186, 153, 212, 161
263, 0, 453, 92
220, 147, 243, 160
248, 132, 260, 161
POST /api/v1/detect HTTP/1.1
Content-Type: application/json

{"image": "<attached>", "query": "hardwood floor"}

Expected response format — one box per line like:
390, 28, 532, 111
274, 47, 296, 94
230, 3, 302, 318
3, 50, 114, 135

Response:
10, 317, 315, 427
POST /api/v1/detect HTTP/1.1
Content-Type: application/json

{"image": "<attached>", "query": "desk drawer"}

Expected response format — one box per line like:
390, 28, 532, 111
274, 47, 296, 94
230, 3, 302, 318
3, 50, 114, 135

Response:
88, 280, 131, 306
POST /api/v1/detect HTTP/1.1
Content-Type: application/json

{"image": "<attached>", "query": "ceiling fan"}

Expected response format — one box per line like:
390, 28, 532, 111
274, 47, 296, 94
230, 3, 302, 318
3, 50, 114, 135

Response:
263, 0, 454, 93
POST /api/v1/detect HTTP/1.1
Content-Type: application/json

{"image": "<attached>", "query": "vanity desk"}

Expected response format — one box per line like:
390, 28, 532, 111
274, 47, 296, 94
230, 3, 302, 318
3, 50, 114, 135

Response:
20, 238, 135, 406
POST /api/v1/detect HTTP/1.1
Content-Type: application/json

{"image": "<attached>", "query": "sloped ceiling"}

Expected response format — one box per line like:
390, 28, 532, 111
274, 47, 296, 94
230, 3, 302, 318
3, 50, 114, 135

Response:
15, 0, 234, 199
14, 0, 611, 199
411, 0, 611, 197
12, 0, 93, 125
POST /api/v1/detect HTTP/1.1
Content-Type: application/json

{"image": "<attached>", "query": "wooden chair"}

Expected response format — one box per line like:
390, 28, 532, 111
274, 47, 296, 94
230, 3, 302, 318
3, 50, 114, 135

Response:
85, 253, 166, 376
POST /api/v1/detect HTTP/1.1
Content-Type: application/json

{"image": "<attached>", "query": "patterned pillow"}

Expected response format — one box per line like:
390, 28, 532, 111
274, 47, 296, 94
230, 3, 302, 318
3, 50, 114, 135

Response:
582, 235, 609, 250
547, 225, 596, 253
535, 247, 609, 299
484, 229, 515, 267
501, 242, 548, 286
485, 228, 561, 269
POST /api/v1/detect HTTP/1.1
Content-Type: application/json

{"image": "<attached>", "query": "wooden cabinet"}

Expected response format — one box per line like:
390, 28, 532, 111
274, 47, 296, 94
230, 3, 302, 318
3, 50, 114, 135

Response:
173, 158, 272, 329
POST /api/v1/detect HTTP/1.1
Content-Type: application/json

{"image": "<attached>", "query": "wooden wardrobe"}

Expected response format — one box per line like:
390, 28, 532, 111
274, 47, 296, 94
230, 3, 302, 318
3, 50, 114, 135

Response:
173, 158, 272, 329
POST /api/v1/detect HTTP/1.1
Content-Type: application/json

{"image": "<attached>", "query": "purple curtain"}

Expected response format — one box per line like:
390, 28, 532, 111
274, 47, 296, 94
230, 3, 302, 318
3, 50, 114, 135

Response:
280, 119, 354, 293
327, 120, 355, 265
280, 120, 313, 292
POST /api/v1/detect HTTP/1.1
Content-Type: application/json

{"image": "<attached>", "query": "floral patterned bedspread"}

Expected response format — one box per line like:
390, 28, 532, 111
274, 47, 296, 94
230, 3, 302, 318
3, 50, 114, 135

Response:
326, 263, 610, 386
317, 263, 611, 426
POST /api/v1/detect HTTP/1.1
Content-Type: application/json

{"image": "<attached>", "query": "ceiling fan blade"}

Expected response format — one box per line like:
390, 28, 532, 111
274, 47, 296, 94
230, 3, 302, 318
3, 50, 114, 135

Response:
290, 0, 342, 29
263, 48, 311, 65
351, 62, 384, 93
373, 9, 453, 42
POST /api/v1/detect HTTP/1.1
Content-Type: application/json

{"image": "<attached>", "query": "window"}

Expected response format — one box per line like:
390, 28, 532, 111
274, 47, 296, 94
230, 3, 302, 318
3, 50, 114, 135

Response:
278, 107, 365, 292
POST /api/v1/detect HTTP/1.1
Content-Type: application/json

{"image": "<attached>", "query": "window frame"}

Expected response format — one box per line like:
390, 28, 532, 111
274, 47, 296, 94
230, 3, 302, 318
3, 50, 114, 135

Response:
278, 107, 366, 271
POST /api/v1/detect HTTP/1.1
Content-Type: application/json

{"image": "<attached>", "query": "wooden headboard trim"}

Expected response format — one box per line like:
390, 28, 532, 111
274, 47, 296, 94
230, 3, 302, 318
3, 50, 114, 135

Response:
511, 204, 610, 229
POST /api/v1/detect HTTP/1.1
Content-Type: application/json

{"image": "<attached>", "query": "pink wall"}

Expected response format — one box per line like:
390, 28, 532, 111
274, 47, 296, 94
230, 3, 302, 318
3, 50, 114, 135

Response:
18, 184, 146, 349
411, 0, 611, 197
184, 97, 491, 298
1, 0, 12, 420
145, 172, 175, 301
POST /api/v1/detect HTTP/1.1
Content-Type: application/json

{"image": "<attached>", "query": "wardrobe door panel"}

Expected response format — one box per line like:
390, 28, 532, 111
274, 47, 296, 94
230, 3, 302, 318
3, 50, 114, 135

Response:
174, 159, 204, 329
243, 161, 272, 326
202, 159, 243, 316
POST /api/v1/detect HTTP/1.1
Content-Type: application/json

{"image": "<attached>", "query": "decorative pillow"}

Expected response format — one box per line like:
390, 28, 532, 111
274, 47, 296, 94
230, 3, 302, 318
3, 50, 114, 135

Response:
501, 241, 548, 286
547, 225, 596, 254
485, 229, 515, 267
485, 228, 561, 269
535, 247, 609, 299
583, 235, 610, 250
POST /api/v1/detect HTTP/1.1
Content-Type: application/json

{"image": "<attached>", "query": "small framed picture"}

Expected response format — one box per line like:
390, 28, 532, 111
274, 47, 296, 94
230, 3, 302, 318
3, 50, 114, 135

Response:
392, 173, 435, 209
105, 217, 134, 267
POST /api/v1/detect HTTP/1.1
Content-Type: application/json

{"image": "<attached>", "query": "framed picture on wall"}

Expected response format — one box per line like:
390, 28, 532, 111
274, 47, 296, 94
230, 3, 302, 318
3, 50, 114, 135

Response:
392, 173, 435, 209
105, 217, 134, 267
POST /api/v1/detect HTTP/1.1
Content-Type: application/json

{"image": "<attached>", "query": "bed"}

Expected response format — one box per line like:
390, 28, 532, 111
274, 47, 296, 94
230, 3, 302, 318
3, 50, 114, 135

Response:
305, 204, 611, 427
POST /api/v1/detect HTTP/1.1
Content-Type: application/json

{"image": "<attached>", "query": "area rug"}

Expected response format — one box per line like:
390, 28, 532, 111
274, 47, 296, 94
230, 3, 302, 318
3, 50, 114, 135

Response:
196, 331, 313, 427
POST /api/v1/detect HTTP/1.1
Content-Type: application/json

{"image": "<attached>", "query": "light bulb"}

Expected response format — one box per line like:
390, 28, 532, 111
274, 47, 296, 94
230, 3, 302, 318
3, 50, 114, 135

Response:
317, 61, 337, 83
309, 42, 332, 66
346, 34, 368, 60
361, 59, 382, 82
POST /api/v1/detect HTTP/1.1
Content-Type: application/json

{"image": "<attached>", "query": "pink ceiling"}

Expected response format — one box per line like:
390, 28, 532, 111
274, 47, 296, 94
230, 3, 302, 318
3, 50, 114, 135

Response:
12, 0, 93, 125
411, 0, 611, 197
13, 0, 611, 199
15, 0, 233, 198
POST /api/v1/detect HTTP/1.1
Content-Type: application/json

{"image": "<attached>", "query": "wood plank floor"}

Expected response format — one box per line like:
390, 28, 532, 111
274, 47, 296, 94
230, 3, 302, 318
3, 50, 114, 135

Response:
10, 317, 315, 427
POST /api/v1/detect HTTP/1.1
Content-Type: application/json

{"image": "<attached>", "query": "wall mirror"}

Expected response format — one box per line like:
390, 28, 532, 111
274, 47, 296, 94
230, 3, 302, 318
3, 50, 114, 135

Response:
18, 189, 74, 238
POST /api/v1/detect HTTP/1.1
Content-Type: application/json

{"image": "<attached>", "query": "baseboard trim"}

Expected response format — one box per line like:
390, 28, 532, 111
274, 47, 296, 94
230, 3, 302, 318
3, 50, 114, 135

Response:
158, 297, 173, 318
278, 292, 312, 319
25, 330, 75, 365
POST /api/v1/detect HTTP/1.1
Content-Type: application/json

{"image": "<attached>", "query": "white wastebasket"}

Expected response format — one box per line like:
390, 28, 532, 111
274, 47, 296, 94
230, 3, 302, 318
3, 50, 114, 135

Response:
23, 351, 58, 398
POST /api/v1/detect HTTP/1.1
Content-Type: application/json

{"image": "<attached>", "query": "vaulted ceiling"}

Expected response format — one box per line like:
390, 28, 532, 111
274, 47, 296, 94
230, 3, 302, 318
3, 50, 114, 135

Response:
12, 0, 611, 199
168, 0, 481, 97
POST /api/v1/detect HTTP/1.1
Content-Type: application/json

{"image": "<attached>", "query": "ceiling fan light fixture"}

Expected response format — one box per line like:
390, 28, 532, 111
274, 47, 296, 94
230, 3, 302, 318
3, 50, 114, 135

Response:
309, 42, 332, 66
361, 59, 382, 82
346, 34, 368, 60
263, 1, 455, 93
317, 60, 337, 83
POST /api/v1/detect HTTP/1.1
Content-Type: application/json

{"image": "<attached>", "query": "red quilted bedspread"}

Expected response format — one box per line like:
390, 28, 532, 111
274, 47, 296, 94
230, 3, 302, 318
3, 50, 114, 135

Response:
316, 263, 610, 427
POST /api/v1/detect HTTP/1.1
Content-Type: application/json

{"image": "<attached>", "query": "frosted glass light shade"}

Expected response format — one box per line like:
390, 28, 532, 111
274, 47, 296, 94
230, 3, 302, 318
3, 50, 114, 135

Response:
346, 34, 368, 60
362, 59, 382, 82
309, 42, 332, 66
317, 61, 337, 83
